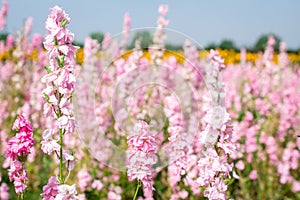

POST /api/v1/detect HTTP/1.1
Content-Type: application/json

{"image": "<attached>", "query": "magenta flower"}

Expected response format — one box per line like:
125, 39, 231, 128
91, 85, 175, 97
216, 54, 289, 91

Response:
7, 114, 34, 161
12, 113, 33, 133
7, 160, 28, 194
6, 131, 35, 160
6, 114, 34, 195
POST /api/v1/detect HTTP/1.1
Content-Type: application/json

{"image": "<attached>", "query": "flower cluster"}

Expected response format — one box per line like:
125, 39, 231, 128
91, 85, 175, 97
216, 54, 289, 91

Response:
164, 95, 190, 195
197, 50, 236, 200
208, 49, 225, 70
0, 182, 9, 200
279, 42, 289, 67
127, 121, 158, 192
42, 6, 77, 128
41, 5, 79, 199
121, 12, 131, 51
149, 4, 169, 64
6, 114, 35, 194
42, 176, 79, 200
0, 0, 8, 30
263, 35, 275, 65
41, 176, 60, 200
41, 5, 77, 158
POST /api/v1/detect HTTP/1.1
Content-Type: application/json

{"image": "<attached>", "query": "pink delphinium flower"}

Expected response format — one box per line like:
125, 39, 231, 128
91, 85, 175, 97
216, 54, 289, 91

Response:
279, 42, 289, 67
41, 129, 60, 155
0, 183, 9, 200
91, 180, 103, 191
84, 37, 100, 61
41, 176, 59, 200
6, 131, 35, 160
6, 34, 14, 50
263, 35, 275, 65
62, 150, 76, 171
41, 5, 79, 198
249, 170, 258, 180
24, 17, 33, 36
8, 160, 28, 194
55, 184, 79, 200
158, 4, 168, 16
77, 169, 92, 192
204, 105, 230, 130
0, 0, 8, 30
196, 50, 236, 200
101, 33, 111, 50
149, 5, 169, 64
203, 178, 227, 200
208, 49, 225, 70
121, 12, 131, 51
6, 114, 34, 194
127, 121, 157, 192
108, 185, 122, 200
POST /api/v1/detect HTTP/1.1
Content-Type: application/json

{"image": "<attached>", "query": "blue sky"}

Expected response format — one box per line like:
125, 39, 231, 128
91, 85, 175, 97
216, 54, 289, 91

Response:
5, 0, 300, 49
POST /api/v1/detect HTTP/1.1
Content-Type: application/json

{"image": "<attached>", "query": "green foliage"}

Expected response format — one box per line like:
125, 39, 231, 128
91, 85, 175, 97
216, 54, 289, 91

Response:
90, 32, 104, 44
165, 43, 182, 50
0, 33, 8, 41
253, 34, 281, 52
129, 31, 153, 50
205, 43, 218, 50
219, 39, 237, 50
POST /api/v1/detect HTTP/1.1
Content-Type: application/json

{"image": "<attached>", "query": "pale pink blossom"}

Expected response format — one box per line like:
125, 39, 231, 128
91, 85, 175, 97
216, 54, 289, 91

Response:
0, 183, 9, 200
127, 121, 157, 192
91, 180, 103, 191
62, 150, 76, 171
249, 170, 258, 180
42, 176, 59, 200
204, 106, 230, 130
77, 169, 92, 192
158, 5, 168, 16
208, 49, 225, 70
203, 178, 227, 200
55, 184, 79, 200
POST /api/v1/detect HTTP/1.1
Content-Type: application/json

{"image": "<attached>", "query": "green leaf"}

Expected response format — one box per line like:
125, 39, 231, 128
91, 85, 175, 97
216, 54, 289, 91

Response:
54, 36, 58, 45
43, 92, 50, 102
225, 178, 235, 186
55, 56, 62, 67
44, 66, 52, 73
61, 55, 65, 66
61, 18, 67, 27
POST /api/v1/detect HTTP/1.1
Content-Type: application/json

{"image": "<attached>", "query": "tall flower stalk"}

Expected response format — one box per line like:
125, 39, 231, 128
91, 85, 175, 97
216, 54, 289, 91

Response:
197, 50, 236, 200
6, 114, 35, 200
126, 121, 158, 200
41, 6, 79, 199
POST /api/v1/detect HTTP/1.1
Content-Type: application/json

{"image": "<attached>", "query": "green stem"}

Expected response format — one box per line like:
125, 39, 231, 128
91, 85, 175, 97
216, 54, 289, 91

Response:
59, 128, 63, 184
133, 181, 142, 200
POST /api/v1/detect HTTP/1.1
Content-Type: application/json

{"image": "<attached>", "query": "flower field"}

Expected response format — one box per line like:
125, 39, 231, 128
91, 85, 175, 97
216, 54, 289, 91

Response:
0, 2, 300, 200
